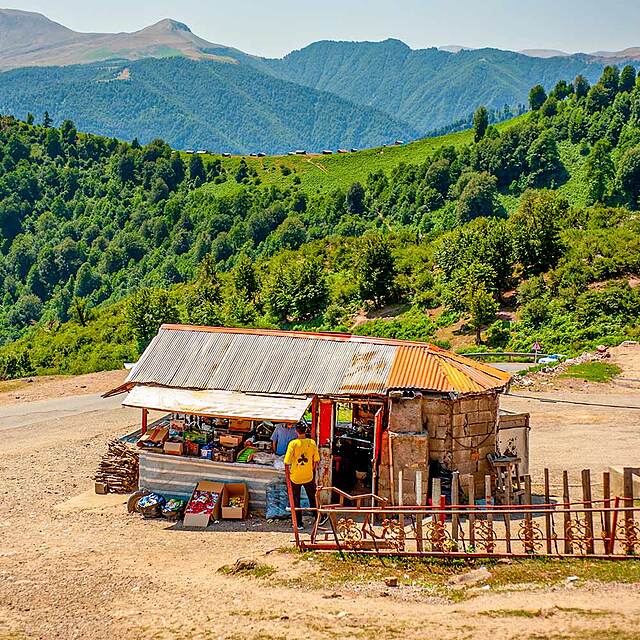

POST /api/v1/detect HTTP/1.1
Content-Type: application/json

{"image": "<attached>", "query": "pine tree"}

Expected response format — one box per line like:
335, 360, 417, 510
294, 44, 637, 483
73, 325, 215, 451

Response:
620, 65, 636, 93
43, 111, 52, 128
529, 85, 547, 111
573, 75, 590, 99
473, 106, 489, 142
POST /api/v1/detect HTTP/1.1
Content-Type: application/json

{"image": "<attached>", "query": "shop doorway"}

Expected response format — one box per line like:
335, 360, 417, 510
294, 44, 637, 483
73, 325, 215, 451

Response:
331, 402, 383, 497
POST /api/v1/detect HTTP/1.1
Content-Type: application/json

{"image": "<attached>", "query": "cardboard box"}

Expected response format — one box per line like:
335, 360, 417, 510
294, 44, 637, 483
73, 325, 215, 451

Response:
94, 481, 108, 494
170, 419, 185, 431
220, 434, 244, 448
183, 480, 225, 528
137, 426, 169, 448
185, 441, 200, 456
221, 483, 249, 520
164, 441, 184, 456
228, 419, 252, 432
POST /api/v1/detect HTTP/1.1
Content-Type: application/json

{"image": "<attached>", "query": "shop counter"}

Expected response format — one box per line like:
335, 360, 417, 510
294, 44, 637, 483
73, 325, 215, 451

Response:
139, 451, 284, 512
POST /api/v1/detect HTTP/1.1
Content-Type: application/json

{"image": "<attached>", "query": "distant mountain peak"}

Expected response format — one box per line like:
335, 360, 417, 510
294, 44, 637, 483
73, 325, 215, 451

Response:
142, 18, 192, 34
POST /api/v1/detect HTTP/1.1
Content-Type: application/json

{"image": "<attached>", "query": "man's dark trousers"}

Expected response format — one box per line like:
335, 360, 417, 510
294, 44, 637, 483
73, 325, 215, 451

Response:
290, 480, 317, 526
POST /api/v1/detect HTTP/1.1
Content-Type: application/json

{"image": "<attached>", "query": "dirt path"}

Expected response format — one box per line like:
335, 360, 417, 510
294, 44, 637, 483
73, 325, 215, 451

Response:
1, 351, 640, 639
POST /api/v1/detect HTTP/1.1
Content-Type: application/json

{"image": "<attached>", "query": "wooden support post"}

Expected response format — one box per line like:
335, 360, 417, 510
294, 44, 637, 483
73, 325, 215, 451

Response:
603, 471, 611, 554
451, 471, 460, 543
624, 467, 635, 554
388, 433, 396, 506
544, 468, 552, 554
581, 469, 595, 555
398, 469, 404, 531
484, 475, 493, 551
415, 470, 423, 552
523, 475, 533, 554
468, 475, 476, 548
504, 471, 512, 553
431, 477, 441, 527
141, 408, 148, 435
285, 469, 300, 547
562, 470, 571, 554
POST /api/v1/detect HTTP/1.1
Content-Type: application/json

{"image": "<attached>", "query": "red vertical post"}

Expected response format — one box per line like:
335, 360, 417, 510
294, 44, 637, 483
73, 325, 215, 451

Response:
310, 396, 319, 441
141, 408, 148, 435
318, 400, 333, 447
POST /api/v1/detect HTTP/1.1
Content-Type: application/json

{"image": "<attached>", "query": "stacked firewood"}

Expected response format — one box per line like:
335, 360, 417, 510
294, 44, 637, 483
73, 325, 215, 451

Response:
94, 439, 140, 493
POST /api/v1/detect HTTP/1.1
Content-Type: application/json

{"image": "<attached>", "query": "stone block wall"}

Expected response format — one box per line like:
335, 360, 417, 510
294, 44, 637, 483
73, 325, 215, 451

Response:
378, 392, 500, 502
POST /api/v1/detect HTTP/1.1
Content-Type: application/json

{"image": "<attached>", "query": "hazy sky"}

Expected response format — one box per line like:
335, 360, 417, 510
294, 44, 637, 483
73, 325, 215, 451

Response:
7, 0, 640, 57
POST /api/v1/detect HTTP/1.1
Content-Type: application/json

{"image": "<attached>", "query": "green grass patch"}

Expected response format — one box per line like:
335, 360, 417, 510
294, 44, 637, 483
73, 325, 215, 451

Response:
282, 552, 640, 599
218, 562, 276, 579
198, 116, 525, 196
560, 361, 622, 383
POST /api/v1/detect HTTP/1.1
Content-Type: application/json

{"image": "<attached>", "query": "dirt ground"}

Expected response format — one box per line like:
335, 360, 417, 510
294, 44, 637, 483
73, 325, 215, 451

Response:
1, 345, 640, 640
0, 369, 128, 406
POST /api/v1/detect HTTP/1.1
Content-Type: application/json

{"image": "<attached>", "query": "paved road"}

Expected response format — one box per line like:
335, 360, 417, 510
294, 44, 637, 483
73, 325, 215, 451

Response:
489, 362, 534, 373
0, 393, 123, 431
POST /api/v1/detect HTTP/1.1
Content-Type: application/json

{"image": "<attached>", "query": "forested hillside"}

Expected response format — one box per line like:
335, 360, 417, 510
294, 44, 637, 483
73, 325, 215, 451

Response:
0, 58, 416, 154
0, 10, 632, 152
261, 40, 610, 131
1, 64, 640, 379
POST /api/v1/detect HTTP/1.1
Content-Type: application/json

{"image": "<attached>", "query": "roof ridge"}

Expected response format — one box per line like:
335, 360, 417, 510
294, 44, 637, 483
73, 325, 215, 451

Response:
159, 323, 442, 349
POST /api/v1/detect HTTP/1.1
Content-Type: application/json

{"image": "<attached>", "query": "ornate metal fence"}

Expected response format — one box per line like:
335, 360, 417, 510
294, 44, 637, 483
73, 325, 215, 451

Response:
292, 468, 640, 559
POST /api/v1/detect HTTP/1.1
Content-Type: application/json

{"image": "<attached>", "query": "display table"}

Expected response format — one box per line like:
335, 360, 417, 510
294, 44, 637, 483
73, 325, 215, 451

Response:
139, 452, 285, 512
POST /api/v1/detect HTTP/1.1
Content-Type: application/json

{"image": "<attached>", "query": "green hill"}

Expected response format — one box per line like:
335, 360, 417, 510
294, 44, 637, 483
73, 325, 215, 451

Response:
1, 64, 640, 379
260, 40, 611, 131
0, 57, 417, 154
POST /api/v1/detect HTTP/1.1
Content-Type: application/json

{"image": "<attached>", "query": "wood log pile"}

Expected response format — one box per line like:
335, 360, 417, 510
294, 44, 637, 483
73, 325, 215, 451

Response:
94, 439, 139, 493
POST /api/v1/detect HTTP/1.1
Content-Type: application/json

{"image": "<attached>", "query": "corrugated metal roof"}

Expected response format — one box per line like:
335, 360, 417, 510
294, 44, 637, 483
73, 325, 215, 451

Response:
122, 325, 510, 397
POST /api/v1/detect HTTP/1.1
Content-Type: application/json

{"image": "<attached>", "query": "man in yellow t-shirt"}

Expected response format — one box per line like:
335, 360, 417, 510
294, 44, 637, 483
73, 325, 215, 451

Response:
284, 423, 320, 529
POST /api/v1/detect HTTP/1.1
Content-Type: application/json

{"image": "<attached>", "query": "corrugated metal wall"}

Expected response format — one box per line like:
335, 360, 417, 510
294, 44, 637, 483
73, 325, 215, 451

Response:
139, 453, 284, 512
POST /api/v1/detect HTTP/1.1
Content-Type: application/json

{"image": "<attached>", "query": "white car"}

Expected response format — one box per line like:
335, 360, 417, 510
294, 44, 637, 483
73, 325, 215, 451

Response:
538, 353, 566, 364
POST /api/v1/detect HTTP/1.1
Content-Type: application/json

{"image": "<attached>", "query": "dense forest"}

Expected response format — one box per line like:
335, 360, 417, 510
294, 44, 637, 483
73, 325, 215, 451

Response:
261, 40, 611, 131
1, 63, 640, 379
0, 57, 416, 154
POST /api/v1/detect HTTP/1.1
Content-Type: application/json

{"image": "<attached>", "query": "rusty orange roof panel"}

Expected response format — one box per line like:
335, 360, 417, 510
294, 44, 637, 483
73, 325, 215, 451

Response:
116, 325, 510, 397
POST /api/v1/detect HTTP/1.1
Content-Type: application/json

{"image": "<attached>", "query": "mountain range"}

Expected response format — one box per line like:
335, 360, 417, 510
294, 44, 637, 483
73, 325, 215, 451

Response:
0, 8, 637, 153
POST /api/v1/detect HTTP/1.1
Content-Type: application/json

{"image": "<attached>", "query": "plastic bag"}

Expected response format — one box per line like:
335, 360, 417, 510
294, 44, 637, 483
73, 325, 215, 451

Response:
265, 482, 310, 519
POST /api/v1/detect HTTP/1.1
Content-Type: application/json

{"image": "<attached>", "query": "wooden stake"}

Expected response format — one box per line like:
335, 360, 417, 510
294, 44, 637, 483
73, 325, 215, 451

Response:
581, 469, 595, 555
523, 475, 533, 554
624, 467, 635, 554
398, 468, 404, 531
415, 470, 423, 552
603, 471, 611, 554
141, 408, 148, 435
451, 471, 460, 543
562, 470, 571, 554
388, 432, 395, 506
468, 475, 476, 548
431, 477, 441, 526
484, 475, 493, 538
543, 468, 552, 554
504, 470, 512, 553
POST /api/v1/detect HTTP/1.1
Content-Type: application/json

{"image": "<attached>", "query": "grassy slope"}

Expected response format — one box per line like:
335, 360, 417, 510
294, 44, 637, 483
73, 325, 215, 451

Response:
191, 116, 527, 198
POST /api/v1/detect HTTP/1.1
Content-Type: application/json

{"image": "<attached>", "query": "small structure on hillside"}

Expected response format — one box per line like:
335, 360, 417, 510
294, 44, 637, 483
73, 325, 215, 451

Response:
106, 326, 527, 508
